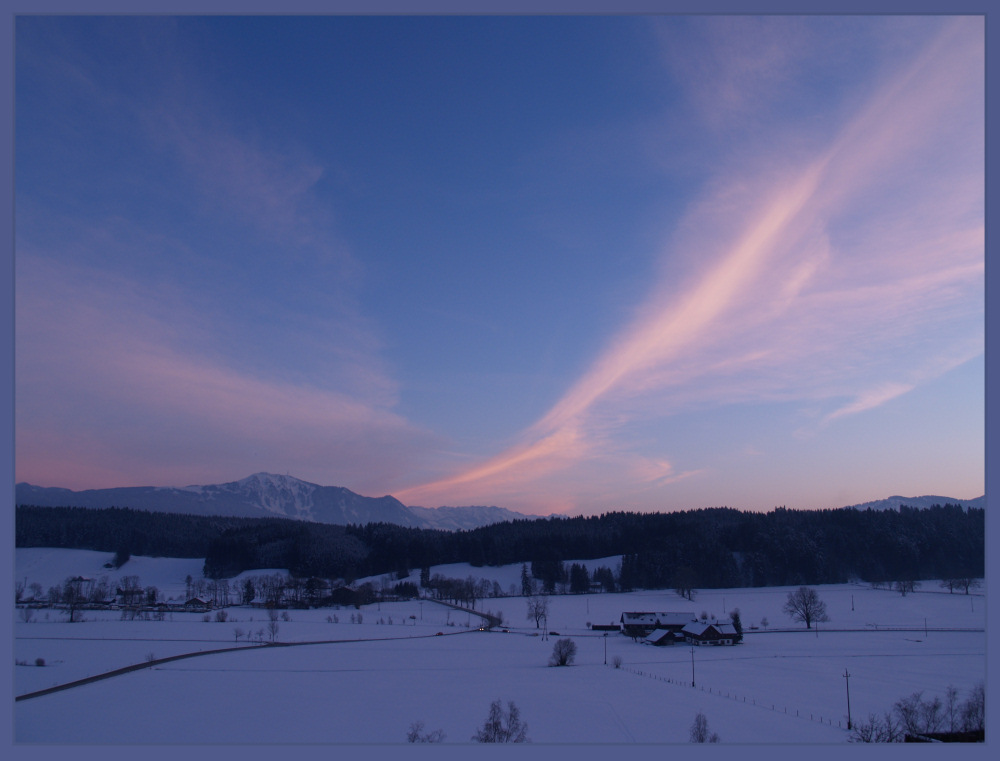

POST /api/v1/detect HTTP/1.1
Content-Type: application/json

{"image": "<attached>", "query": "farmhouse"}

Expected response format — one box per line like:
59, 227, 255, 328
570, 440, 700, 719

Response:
643, 628, 683, 646
682, 621, 738, 646
620, 611, 696, 637
182, 597, 212, 611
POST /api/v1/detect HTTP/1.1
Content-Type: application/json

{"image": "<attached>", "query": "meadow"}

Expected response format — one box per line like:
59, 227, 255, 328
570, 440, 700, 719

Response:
14, 548, 985, 744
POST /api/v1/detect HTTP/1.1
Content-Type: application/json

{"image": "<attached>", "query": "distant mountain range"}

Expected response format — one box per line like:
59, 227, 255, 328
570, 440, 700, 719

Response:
14, 473, 532, 531
842, 495, 985, 512
14, 473, 984, 531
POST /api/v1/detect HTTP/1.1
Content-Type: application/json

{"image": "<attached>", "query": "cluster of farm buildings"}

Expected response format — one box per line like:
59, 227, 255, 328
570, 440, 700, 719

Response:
602, 611, 741, 646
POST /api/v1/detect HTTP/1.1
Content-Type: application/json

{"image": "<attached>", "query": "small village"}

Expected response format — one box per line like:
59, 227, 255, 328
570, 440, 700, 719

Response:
618, 611, 740, 646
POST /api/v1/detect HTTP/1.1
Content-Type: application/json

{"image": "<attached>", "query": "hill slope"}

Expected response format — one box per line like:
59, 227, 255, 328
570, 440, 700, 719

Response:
15, 473, 531, 530
844, 495, 985, 512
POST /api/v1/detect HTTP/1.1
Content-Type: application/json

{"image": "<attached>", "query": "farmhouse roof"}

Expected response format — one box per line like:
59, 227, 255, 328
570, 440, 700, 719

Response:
681, 622, 714, 637
621, 611, 694, 626
644, 629, 680, 645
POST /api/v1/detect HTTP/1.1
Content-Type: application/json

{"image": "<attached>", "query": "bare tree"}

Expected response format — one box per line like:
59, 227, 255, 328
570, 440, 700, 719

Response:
961, 682, 984, 733
850, 712, 902, 743
62, 577, 86, 623
893, 580, 919, 597
689, 712, 719, 743
782, 587, 829, 629
406, 721, 445, 743
267, 620, 279, 642
526, 596, 548, 629
472, 700, 529, 743
955, 578, 982, 595
944, 685, 960, 732
894, 691, 941, 735
549, 638, 577, 667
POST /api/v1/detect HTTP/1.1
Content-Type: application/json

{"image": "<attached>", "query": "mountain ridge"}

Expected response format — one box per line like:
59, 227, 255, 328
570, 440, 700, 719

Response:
842, 494, 985, 512
14, 473, 532, 531
15, 473, 984, 530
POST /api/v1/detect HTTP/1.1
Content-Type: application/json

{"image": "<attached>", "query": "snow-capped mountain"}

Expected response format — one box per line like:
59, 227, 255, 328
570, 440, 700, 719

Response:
842, 494, 985, 512
405, 504, 532, 531
14, 473, 533, 531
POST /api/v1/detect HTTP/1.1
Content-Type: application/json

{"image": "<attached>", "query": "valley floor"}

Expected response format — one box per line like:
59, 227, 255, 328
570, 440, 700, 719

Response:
13, 549, 987, 745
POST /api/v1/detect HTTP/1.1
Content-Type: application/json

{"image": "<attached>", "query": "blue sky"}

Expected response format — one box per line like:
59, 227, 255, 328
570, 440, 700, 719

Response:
14, 14, 984, 515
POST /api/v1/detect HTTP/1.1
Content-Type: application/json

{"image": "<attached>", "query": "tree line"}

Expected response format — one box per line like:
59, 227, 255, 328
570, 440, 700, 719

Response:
16, 503, 983, 591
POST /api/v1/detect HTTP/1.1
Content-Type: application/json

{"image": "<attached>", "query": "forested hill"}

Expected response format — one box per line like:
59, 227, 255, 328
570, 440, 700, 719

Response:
16, 504, 983, 589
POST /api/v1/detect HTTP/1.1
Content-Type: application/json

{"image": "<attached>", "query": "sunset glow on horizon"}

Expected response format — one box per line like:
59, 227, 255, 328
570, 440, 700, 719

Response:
15, 14, 984, 516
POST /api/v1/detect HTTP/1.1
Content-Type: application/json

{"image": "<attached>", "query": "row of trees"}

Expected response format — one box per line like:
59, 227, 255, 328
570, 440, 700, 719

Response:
411, 700, 721, 744
17, 503, 983, 592
408, 699, 529, 744
850, 683, 985, 742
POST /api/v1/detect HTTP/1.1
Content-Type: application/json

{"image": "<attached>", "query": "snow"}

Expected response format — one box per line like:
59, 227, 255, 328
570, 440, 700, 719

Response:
14, 549, 986, 745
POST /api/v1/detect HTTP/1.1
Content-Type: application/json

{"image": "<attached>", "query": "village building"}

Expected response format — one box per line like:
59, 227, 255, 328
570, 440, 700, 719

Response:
182, 597, 212, 611
681, 621, 738, 646
620, 611, 697, 637
643, 628, 683, 646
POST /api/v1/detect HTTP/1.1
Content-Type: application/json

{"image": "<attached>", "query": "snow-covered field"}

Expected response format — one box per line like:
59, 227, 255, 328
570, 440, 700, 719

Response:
14, 549, 986, 744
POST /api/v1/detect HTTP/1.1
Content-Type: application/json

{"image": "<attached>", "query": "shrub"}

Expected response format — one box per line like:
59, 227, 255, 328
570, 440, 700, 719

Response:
34, 657, 45, 667
549, 637, 577, 667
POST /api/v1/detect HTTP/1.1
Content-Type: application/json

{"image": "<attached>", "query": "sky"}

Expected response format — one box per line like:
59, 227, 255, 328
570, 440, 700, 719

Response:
13, 14, 985, 516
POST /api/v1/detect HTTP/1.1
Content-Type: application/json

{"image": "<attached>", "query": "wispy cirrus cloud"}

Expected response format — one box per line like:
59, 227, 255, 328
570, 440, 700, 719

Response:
397, 17, 983, 512
14, 25, 427, 493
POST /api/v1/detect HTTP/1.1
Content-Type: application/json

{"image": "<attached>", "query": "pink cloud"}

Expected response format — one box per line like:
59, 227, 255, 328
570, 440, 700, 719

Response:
397, 18, 983, 511
15, 256, 434, 492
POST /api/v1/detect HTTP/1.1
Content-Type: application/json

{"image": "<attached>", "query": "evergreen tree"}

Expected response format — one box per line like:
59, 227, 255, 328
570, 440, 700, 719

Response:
520, 563, 532, 597
729, 607, 744, 643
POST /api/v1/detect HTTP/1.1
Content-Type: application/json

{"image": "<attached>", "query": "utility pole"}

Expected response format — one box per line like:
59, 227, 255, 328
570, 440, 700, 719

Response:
843, 668, 853, 730
604, 632, 608, 665
691, 646, 696, 687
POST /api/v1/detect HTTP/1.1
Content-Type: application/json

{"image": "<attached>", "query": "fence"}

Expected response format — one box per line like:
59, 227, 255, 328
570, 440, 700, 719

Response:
614, 664, 850, 731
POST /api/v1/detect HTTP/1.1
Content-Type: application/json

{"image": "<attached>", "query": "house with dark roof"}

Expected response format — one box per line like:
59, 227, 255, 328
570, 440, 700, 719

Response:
620, 611, 696, 637
682, 621, 738, 646
643, 629, 683, 646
